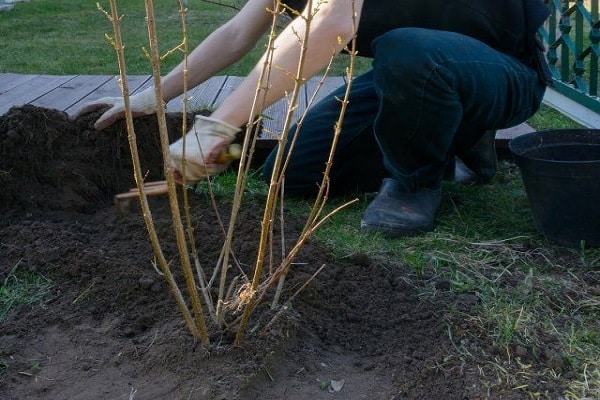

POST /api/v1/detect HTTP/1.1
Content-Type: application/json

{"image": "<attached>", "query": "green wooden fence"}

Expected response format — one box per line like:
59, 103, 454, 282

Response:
542, 0, 600, 113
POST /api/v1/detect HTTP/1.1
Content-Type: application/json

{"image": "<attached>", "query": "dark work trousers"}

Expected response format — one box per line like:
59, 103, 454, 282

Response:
262, 28, 547, 195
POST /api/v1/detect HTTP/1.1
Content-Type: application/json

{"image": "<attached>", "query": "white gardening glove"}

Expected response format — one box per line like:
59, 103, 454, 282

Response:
71, 87, 160, 130
169, 115, 241, 183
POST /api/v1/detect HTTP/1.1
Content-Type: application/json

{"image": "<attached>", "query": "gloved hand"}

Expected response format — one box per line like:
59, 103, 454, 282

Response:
71, 87, 160, 130
169, 115, 241, 183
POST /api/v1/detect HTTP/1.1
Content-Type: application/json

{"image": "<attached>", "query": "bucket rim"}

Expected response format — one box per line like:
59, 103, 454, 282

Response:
509, 128, 600, 165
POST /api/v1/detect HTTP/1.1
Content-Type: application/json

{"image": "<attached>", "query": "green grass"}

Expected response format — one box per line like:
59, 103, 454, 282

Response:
1, 261, 53, 321
0, 0, 240, 75
0, 0, 369, 76
528, 104, 585, 130
295, 162, 600, 398
2, 1, 599, 397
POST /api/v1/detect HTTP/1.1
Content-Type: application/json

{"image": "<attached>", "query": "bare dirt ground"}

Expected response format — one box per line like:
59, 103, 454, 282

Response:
0, 106, 569, 399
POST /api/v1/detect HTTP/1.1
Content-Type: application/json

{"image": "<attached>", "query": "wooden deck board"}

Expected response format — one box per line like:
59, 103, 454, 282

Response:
32, 75, 114, 112
213, 76, 244, 106
262, 81, 307, 136
0, 73, 531, 144
305, 75, 346, 106
167, 76, 228, 113
0, 73, 37, 95
64, 75, 152, 115
0, 75, 75, 114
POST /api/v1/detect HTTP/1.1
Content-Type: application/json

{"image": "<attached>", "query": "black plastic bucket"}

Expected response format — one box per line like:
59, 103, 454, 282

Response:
509, 129, 600, 247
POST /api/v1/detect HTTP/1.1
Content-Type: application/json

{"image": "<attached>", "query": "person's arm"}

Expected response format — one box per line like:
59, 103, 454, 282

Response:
72, 0, 274, 129
160, 0, 275, 102
170, 0, 365, 183
211, 0, 364, 127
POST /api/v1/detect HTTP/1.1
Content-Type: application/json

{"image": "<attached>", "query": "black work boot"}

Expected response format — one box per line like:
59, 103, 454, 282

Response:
361, 178, 441, 238
457, 129, 498, 184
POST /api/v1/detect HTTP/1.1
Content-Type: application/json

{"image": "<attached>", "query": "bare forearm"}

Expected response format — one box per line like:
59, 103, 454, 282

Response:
159, 0, 274, 102
211, 0, 362, 127
160, 25, 252, 101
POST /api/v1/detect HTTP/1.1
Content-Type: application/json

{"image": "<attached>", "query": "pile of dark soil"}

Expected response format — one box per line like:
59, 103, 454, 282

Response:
0, 105, 188, 213
0, 106, 562, 399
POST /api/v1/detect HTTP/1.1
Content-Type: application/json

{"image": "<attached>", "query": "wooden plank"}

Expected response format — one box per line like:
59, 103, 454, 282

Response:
262, 89, 306, 137
0, 75, 76, 115
304, 75, 345, 107
213, 76, 244, 105
167, 75, 228, 113
496, 123, 536, 150
0, 73, 37, 95
64, 75, 151, 115
261, 76, 344, 137
0, 74, 344, 135
32, 75, 113, 112
129, 76, 170, 96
